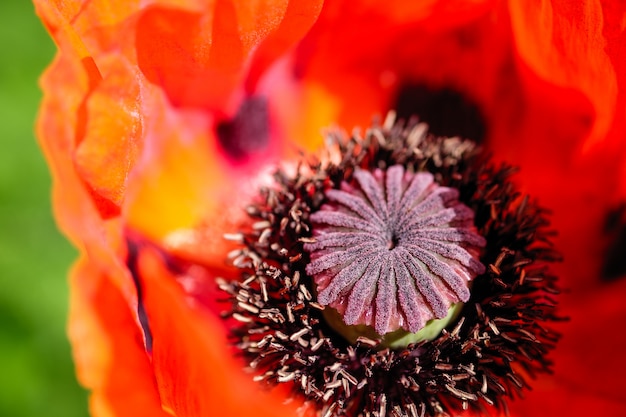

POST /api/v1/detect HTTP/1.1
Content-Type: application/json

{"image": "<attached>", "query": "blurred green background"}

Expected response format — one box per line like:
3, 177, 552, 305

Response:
0, 1, 89, 416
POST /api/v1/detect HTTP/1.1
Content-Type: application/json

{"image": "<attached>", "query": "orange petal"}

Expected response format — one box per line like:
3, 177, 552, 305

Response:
135, 0, 322, 110
74, 55, 143, 218
69, 257, 169, 417
37, 51, 92, 244
34, 0, 95, 63
38, 0, 326, 270
245, 0, 324, 93
38, 52, 142, 307
139, 246, 304, 417
33, 0, 144, 82
34, 1, 206, 60
36, 0, 143, 220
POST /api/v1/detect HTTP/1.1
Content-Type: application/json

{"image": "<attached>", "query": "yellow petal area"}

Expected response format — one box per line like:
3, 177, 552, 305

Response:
123, 88, 263, 265
124, 97, 222, 239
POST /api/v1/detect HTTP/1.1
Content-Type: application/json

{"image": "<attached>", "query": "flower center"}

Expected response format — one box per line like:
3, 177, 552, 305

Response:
218, 115, 561, 417
304, 165, 486, 341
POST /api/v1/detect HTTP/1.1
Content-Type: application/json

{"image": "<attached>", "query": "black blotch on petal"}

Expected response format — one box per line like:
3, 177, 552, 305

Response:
602, 204, 626, 281
394, 85, 486, 143
216, 96, 270, 160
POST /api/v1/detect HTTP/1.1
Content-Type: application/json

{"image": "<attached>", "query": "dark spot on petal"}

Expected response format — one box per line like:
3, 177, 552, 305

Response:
216, 96, 270, 160
394, 85, 486, 143
126, 239, 153, 352
602, 204, 626, 281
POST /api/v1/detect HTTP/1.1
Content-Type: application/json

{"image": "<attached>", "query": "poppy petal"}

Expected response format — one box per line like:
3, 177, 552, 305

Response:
73, 56, 143, 217
508, 0, 618, 149
37, 0, 326, 270
600, 0, 626, 198
485, 67, 625, 293
37, 51, 135, 287
138, 246, 306, 417
34, 0, 141, 219
122, 88, 266, 267
37, 52, 96, 244
135, 0, 323, 110
510, 279, 626, 416
289, 1, 511, 148
244, 0, 324, 93
69, 258, 169, 417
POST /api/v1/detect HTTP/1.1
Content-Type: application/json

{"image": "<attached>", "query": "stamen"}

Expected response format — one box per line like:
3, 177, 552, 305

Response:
305, 166, 486, 336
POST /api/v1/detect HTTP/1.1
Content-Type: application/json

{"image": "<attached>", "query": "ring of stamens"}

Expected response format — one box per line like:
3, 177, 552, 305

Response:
219, 118, 561, 417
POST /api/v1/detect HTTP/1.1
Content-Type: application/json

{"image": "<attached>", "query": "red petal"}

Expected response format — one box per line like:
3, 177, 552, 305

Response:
600, 0, 626, 198
509, 0, 619, 149
288, 1, 510, 150
509, 279, 626, 416
139, 247, 305, 417
69, 258, 169, 417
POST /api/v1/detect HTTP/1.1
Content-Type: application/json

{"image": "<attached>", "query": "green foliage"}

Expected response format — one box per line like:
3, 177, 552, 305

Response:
0, 1, 89, 416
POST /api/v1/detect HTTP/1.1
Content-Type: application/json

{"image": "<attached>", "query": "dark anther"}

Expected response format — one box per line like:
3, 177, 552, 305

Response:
394, 85, 486, 143
602, 204, 626, 281
126, 239, 153, 352
216, 96, 270, 160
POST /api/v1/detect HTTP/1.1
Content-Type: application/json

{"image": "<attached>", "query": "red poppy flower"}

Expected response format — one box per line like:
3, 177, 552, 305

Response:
35, 1, 626, 416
